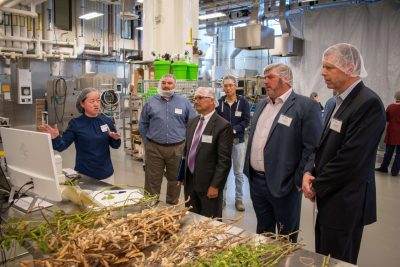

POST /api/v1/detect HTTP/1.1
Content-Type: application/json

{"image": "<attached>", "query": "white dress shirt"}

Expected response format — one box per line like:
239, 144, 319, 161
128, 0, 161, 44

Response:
250, 89, 293, 172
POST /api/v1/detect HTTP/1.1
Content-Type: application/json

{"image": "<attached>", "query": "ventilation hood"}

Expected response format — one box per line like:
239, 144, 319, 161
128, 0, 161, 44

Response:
234, 0, 274, 50
269, 0, 304, 56
235, 24, 275, 50
269, 35, 303, 56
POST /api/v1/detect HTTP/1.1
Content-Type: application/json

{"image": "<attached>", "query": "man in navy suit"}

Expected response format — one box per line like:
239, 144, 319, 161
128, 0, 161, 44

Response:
302, 43, 385, 264
244, 63, 322, 242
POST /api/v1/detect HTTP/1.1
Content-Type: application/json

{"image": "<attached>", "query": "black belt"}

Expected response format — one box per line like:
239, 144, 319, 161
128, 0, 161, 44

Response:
149, 139, 185, 147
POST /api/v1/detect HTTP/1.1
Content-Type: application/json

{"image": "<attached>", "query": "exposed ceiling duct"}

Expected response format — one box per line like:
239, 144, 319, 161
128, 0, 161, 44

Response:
269, 0, 304, 57
120, 0, 139, 20
234, 0, 274, 50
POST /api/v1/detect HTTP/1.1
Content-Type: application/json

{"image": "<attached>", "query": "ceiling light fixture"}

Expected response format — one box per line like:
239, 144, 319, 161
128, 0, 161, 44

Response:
199, 12, 226, 20
79, 12, 104, 20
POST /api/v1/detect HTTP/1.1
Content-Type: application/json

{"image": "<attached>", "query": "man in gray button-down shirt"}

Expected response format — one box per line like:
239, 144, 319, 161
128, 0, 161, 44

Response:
139, 74, 196, 204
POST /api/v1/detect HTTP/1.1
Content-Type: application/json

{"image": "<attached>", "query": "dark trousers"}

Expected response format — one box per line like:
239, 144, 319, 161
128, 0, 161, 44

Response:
380, 144, 400, 175
184, 173, 223, 219
315, 219, 364, 265
249, 171, 301, 242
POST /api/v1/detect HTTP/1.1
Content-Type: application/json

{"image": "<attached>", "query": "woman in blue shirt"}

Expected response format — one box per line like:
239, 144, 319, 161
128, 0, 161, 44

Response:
39, 88, 121, 183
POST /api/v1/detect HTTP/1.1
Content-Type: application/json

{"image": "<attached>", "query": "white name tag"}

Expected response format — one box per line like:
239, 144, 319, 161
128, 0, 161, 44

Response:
100, 124, 109, 132
330, 118, 342, 133
175, 108, 183, 114
202, 135, 213, 143
235, 111, 242, 117
278, 114, 293, 127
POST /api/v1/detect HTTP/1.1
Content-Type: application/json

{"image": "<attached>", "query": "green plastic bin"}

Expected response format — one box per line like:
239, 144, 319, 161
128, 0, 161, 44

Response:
172, 62, 188, 80
153, 60, 171, 80
186, 63, 199, 80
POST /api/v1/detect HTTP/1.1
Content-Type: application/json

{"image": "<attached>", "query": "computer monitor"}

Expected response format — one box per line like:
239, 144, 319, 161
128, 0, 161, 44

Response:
0, 127, 62, 202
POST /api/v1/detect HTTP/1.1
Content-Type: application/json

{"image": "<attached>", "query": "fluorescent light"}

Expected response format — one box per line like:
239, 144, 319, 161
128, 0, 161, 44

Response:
199, 12, 226, 20
137, 0, 143, 3
79, 12, 104, 20
136, 26, 143, 30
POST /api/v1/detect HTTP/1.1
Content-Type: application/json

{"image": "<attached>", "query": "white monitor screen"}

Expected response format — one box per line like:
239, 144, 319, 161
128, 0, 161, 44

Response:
0, 127, 62, 201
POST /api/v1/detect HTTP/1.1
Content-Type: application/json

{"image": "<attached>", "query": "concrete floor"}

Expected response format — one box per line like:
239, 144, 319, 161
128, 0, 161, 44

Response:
59, 145, 400, 267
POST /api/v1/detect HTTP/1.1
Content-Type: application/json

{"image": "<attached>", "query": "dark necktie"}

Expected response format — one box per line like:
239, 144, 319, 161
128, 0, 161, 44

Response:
188, 117, 205, 174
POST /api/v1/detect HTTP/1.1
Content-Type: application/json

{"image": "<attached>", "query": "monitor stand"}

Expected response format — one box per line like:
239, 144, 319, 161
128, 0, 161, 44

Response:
8, 186, 53, 213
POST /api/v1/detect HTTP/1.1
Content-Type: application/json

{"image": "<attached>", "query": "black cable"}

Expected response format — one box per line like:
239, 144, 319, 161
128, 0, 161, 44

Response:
0, 181, 33, 214
52, 77, 67, 129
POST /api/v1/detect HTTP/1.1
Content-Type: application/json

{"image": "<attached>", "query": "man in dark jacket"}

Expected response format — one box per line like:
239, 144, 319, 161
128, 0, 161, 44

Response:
216, 75, 250, 211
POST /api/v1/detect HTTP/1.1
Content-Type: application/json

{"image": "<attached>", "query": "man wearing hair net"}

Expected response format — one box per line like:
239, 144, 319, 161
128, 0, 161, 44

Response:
303, 43, 386, 264
243, 63, 322, 242
139, 74, 196, 204
39, 88, 121, 183
178, 87, 233, 218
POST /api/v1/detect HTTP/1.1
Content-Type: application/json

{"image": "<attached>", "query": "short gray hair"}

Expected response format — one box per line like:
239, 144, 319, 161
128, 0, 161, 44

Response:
195, 87, 218, 106
161, 73, 176, 82
222, 75, 238, 86
263, 63, 293, 87
76, 88, 98, 113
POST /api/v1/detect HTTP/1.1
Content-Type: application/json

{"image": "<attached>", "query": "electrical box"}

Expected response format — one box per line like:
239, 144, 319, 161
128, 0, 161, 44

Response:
17, 69, 33, 104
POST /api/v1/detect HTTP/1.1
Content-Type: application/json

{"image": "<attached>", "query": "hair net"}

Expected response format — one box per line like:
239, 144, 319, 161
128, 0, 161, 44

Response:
263, 63, 293, 87
322, 43, 368, 78
223, 75, 238, 86
395, 90, 400, 102
195, 87, 219, 106
76, 88, 98, 113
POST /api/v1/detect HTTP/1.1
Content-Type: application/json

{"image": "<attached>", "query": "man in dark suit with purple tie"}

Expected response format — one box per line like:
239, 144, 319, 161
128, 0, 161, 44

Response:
302, 43, 386, 264
178, 87, 233, 218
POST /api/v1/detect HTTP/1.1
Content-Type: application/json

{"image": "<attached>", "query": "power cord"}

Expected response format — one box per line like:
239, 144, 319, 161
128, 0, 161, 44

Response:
52, 77, 67, 129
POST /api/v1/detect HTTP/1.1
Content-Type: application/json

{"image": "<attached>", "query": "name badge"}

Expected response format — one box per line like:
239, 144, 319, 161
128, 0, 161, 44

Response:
278, 114, 293, 127
202, 135, 213, 143
175, 108, 183, 115
330, 118, 342, 133
100, 124, 109, 132
235, 111, 242, 117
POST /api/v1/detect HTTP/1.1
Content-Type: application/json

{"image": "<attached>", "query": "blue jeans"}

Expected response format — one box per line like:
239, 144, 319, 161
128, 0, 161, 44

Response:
380, 144, 400, 175
224, 142, 245, 201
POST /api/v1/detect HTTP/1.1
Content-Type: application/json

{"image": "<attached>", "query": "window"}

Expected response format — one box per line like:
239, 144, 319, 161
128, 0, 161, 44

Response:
121, 20, 134, 40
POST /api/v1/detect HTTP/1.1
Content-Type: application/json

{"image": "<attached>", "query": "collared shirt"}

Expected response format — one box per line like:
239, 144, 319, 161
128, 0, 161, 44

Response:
330, 79, 361, 119
250, 89, 293, 172
193, 110, 215, 137
139, 94, 196, 144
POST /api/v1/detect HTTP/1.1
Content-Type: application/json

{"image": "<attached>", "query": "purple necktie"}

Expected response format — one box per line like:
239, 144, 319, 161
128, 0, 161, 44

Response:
188, 117, 205, 174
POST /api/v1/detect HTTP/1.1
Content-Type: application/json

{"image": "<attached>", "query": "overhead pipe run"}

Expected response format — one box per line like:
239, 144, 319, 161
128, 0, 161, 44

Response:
230, 48, 242, 69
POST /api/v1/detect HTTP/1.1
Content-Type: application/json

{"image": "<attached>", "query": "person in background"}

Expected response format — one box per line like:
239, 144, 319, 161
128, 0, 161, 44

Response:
179, 87, 233, 218
38, 88, 121, 184
302, 43, 385, 264
139, 74, 196, 204
375, 90, 400, 176
216, 75, 250, 211
310, 92, 324, 112
243, 63, 322, 242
